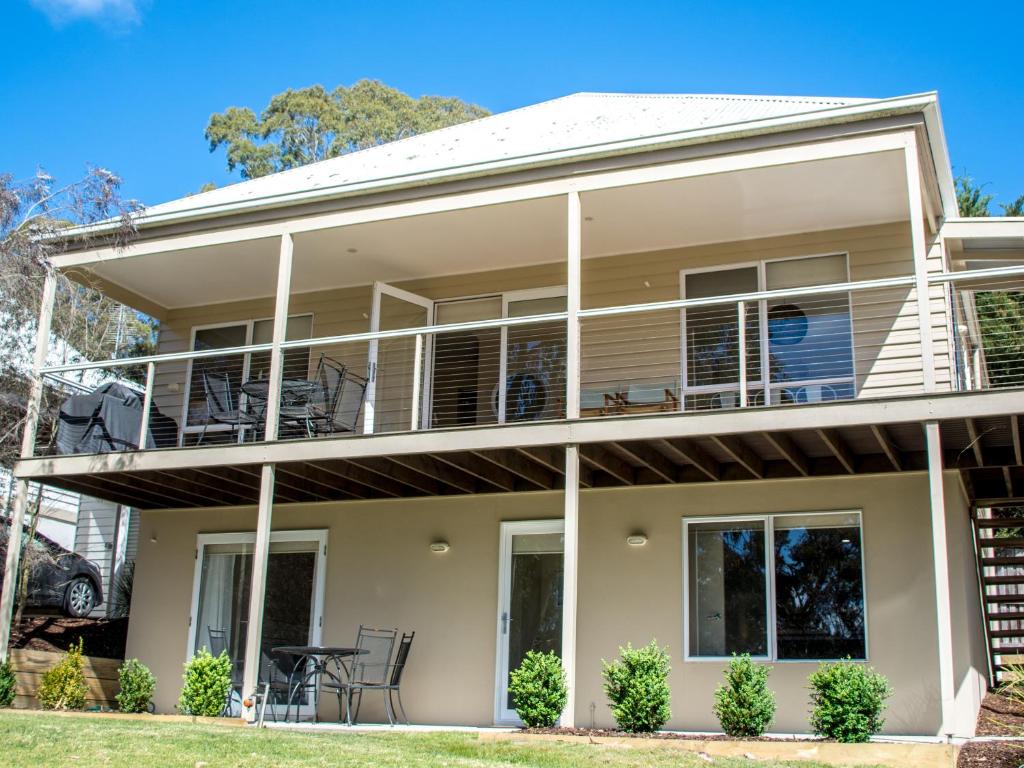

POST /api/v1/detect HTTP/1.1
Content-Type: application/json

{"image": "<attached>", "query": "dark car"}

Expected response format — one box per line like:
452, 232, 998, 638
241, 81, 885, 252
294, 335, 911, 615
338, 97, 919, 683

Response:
0, 523, 104, 618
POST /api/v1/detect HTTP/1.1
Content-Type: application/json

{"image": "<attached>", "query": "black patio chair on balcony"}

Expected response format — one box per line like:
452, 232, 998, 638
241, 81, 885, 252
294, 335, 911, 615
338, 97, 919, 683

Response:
199, 371, 259, 444
308, 356, 368, 437
324, 625, 398, 725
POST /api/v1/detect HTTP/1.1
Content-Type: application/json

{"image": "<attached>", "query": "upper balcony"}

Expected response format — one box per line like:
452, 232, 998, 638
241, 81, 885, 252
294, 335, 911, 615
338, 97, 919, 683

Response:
14, 127, 1024, 507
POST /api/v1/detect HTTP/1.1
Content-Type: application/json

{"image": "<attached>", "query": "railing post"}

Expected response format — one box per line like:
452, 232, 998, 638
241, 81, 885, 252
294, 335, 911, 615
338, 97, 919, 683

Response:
905, 132, 937, 393
0, 271, 57, 661
410, 333, 423, 431
737, 301, 748, 407
263, 234, 294, 442
137, 361, 156, 449
566, 191, 582, 420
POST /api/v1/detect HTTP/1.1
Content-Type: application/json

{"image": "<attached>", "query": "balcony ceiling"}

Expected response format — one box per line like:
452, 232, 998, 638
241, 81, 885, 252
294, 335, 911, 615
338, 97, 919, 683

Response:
85, 150, 908, 312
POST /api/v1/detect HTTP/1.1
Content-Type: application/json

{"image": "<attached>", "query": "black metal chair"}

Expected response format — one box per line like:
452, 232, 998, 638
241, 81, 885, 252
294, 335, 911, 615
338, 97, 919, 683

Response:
325, 626, 398, 725
199, 371, 259, 444
207, 627, 245, 716
309, 356, 367, 436
384, 632, 415, 724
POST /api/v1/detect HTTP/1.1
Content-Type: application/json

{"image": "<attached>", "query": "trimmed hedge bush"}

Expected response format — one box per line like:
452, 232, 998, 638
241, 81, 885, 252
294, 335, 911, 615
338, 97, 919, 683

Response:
809, 660, 891, 743
713, 653, 776, 737
508, 650, 567, 728
116, 658, 156, 713
602, 640, 671, 733
0, 660, 16, 707
38, 638, 88, 711
178, 648, 232, 717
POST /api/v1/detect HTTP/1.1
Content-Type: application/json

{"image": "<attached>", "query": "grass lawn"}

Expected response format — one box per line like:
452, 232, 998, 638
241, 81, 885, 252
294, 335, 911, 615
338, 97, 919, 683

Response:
0, 710, 879, 768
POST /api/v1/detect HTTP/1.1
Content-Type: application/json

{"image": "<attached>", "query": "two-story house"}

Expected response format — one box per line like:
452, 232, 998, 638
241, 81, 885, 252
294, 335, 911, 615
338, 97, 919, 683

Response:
4, 91, 1024, 737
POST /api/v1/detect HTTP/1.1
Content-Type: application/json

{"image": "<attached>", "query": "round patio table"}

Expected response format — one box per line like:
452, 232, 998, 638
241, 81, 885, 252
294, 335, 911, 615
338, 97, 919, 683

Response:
271, 645, 366, 723
241, 378, 319, 403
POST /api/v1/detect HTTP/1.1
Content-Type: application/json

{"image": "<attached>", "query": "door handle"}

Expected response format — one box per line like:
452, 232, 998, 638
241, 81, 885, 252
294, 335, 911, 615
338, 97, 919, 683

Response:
501, 611, 509, 635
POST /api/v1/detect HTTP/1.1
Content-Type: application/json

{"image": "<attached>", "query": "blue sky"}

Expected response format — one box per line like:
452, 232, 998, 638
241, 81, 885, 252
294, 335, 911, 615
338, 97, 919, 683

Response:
3, 0, 1022, 210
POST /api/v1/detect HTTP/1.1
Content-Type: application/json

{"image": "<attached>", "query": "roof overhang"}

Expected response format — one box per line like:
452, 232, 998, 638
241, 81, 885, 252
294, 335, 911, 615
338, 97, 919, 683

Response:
57, 92, 953, 243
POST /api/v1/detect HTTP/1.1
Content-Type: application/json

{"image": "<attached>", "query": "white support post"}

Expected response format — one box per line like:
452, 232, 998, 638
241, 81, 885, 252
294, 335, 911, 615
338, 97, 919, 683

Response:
137, 361, 156, 449
560, 444, 580, 727
240, 463, 275, 722
566, 192, 582, 420
239, 234, 292, 721
737, 301, 748, 407
925, 420, 956, 738
0, 273, 57, 661
410, 333, 423, 431
905, 132, 937, 393
263, 234, 294, 442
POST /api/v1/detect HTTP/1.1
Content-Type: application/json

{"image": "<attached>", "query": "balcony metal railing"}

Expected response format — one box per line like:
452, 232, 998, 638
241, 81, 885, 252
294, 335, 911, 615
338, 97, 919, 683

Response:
26, 266, 1024, 459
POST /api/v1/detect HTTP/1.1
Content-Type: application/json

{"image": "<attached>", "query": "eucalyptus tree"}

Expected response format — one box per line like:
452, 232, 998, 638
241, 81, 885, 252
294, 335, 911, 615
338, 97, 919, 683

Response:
205, 79, 490, 179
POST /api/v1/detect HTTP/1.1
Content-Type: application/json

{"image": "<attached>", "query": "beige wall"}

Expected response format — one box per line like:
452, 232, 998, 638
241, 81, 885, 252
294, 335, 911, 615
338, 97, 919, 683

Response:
126, 471, 984, 736
149, 221, 953, 436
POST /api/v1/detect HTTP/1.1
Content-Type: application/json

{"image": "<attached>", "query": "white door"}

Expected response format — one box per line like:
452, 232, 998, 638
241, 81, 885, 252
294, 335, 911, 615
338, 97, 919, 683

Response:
494, 520, 564, 724
365, 282, 434, 434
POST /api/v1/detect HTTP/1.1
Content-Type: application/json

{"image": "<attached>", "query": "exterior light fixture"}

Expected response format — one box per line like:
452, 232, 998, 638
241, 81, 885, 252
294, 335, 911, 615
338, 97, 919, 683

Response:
430, 541, 450, 553
346, 247, 358, 253
584, 216, 594, 222
626, 533, 647, 547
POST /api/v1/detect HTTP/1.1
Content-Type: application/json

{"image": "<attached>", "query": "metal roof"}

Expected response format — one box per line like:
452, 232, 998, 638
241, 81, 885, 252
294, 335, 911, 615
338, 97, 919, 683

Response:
140, 91, 893, 222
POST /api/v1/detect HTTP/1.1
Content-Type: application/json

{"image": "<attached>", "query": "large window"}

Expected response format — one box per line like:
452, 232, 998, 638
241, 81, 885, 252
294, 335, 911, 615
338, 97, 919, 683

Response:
681, 254, 854, 409
685, 511, 865, 661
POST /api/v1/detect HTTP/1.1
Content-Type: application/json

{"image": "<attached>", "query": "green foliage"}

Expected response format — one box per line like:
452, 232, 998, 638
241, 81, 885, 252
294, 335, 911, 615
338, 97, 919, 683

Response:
808, 660, 891, 742
508, 651, 567, 728
205, 79, 490, 179
0, 660, 16, 707
956, 174, 993, 217
116, 658, 155, 713
1001, 194, 1024, 217
178, 649, 232, 717
601, 640, 671, 733
712, 654, 776, 737
38, 639, 88, 711
976, 290, 1024, 388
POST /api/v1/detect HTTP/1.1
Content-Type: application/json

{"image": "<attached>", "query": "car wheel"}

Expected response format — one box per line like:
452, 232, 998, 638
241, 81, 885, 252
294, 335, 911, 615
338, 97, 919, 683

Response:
64, 578, 96, 618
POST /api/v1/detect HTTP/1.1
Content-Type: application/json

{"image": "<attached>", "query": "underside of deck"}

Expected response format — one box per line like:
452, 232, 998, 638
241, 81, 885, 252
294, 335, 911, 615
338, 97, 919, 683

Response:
24, 410, 1024, 510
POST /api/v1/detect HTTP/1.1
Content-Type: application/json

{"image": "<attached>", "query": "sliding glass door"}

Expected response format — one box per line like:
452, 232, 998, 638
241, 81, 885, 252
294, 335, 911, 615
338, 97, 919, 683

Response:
188, 530, 327, 716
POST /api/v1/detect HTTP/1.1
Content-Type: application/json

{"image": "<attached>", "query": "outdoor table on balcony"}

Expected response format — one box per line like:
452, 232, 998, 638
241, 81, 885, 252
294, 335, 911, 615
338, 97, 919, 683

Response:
271, 645, 366, 723
241, 378, 321, 438
241, 378, 320, 403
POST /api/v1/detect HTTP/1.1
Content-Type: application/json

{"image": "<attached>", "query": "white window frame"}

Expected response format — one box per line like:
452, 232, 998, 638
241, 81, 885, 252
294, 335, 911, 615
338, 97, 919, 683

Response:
679, 252, 854, 410
186, 528, 328, 717
425, 286, 568, 427
493, 518, 564, 725
682, 509, 867, 663
179, 313, 314, 444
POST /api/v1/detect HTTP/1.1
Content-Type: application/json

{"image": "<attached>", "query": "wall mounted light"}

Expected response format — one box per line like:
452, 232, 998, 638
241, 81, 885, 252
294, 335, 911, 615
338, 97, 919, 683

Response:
626, 533, 648, 547
429, 541, 450, 553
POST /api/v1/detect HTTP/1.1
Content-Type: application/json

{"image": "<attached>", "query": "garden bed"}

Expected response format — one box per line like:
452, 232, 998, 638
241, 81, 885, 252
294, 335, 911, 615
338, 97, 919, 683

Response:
956, 691, 1024, 767
10, 616, 128, 659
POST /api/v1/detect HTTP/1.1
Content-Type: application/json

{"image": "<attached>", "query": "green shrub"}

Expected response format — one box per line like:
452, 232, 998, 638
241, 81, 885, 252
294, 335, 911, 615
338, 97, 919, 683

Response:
713, 653, 776, 737
38, 639, 88, 711
178, 649, 231, 717
0, 660, 16, 707
602, 640, 671, 732
508, 650, 567, 728
116, 658, 156, 713
808, 660, 891, 743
